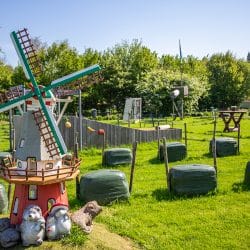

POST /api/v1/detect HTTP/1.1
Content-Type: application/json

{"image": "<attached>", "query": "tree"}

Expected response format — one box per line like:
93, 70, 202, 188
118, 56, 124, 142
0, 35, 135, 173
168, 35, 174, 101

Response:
85, 40, 159, 112
38, 41, 84, 85
247, 52, 250, 63
207, 52, 250, 109
11, 65, 28, 86
0, 61, 13, 91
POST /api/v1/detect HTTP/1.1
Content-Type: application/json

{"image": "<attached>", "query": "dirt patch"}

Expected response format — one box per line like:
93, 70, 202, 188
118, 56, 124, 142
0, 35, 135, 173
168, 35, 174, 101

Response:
84, 222, 140, 250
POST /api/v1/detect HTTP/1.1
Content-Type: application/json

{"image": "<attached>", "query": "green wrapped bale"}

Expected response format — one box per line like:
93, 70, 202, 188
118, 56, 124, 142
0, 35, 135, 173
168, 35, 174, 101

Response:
209, 137, 237, 157
0, 184, 8, 214
169, 164, 217, 196
79, 169, 130, 205
244, 161, 250, 185
103, 148, 132, 166
159, 142, 186, 162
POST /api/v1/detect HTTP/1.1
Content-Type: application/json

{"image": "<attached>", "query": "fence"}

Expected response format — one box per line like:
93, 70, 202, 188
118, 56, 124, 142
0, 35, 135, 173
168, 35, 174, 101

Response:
14, 116, 182, 149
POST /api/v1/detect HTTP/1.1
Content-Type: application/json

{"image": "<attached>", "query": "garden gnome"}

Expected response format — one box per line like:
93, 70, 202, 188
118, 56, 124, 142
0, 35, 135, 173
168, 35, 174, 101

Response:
20, 205, 45, 246
46, 203, 71, 240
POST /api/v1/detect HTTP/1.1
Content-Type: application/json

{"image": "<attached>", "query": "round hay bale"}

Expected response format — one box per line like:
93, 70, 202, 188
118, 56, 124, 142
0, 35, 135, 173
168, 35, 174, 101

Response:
209, 137, 237, 157
159, 142, 186, 162
79, 169, 130, 205
244, 161, 250, 185
102, 148, 132, 166
169, 164, 217, 196
0, 184, 8, 214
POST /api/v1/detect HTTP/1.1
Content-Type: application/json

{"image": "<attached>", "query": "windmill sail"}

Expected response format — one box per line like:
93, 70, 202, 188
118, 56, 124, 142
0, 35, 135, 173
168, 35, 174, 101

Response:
3, 28, 101, 157
33, 108, 66, 158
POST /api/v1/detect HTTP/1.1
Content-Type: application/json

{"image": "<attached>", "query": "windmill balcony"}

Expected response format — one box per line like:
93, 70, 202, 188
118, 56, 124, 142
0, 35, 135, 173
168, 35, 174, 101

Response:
0, 157, 81, 185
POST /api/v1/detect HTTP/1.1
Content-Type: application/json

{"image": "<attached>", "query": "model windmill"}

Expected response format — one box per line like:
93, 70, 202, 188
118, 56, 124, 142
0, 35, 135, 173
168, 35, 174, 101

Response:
0, 28, 101, 225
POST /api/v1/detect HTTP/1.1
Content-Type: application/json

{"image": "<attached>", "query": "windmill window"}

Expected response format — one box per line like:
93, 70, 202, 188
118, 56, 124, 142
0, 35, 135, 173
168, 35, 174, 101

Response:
13, 198, 19, 215
18, 161, 22, 168
19, 138, 25, 148
47, 198, 56, 211
60, 182, 66, 194
45, 162, 53, 170
28, 185, 37, 200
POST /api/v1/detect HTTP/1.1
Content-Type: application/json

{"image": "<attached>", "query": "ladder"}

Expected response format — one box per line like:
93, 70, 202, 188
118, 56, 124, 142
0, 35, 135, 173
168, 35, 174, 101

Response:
16, 28, 42, 77
33, 109, 60, 158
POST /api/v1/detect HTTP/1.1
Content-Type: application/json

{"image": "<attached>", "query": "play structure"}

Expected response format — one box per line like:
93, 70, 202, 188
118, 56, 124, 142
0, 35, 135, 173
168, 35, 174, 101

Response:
170, 86, 188, 120
0, 28, 101, 227
123, 97, 142, 122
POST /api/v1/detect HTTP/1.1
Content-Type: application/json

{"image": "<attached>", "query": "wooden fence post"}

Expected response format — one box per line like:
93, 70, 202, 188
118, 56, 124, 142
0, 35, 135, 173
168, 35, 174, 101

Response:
129, 141, 138, 193
162, 137, 170, 191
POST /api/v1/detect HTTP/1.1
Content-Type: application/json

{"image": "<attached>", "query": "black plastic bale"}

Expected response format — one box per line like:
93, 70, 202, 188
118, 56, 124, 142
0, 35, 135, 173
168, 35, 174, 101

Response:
209, 137, 237, 157
169, 164, 217, 196
102, 148, 132, 166
79, 169, 130, 205
159, 142, 186, 162
244, 161, 250, 185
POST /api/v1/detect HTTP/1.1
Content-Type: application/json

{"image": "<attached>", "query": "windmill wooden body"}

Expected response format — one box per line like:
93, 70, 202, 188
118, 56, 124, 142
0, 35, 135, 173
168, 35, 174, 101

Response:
0, 29, 101, 225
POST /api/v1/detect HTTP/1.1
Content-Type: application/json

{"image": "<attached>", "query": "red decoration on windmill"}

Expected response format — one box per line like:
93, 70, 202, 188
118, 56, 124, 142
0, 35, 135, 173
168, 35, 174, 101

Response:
0, 28, 101, 225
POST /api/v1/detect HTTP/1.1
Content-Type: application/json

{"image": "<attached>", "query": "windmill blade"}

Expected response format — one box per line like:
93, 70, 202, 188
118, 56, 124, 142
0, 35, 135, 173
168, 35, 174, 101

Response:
11, 29, 67, 156
37, 96, 68, 156
10, 28, 101, 157
0, 91, 34, 113
44, 64, 101, 92
11, 29, 42, 79
32, 107, 67, 158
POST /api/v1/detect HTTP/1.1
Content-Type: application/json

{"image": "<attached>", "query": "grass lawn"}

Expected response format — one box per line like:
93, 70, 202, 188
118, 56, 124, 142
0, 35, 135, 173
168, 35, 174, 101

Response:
1, 116, 250, 249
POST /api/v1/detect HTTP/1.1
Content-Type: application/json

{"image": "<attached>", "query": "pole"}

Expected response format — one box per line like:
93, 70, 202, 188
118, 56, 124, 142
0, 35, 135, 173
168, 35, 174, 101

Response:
184, 122, 187, 149
79, 90, 82, 150
179, 39, 184, 119
74, 139, 80, 199
129, 141, 138, 193
157, 126, 160, 159
212, 115, 217, 174
162, 137, 170, 191
237, 124, 240, 154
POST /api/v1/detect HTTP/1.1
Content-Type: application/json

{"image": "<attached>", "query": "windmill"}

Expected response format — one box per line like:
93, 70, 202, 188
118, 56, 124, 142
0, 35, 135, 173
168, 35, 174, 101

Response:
0, 28, 101, 225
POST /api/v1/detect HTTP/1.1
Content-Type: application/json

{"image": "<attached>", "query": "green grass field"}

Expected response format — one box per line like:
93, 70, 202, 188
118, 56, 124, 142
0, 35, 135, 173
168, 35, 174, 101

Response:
1, 116, 250, 249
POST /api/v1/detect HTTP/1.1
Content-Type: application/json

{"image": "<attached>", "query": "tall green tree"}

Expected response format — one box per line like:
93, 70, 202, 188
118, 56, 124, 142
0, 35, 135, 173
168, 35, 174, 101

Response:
85, 40, 159, 112
207, 52, 250, 109
39, 41, 84, 85
0, 61, 13, 91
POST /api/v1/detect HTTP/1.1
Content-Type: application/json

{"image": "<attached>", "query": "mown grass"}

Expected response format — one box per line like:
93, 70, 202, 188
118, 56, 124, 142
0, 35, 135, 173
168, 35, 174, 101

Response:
1, 116, 250, 249
73, 116, 250, 249
0, 120, 10, 152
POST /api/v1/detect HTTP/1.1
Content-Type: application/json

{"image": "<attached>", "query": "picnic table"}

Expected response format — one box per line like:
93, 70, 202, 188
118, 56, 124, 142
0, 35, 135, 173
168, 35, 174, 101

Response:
219, 110, 246, 132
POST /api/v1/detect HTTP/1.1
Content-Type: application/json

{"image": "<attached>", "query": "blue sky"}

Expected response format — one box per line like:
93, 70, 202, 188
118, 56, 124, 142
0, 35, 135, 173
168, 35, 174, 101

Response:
0, 0, 249, 66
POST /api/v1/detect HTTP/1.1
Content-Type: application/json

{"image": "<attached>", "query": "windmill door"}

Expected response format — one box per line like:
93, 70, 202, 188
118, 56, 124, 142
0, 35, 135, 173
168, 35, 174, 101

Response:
27, 157, 37, 176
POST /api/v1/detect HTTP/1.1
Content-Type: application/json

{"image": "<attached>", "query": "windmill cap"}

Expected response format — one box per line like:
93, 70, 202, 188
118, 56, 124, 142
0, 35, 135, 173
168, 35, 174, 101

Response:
49, 203, 69, 216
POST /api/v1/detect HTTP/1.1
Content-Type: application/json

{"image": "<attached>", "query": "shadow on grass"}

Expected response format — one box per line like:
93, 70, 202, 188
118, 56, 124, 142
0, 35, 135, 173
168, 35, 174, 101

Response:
202, 152, 213, 158
151, 188, 175, 201
69, 197, 83, 210
232, 181, 250, 192
149, 157, 162, 165
152, 188, 217, 201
